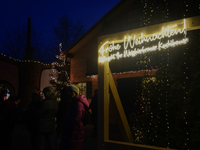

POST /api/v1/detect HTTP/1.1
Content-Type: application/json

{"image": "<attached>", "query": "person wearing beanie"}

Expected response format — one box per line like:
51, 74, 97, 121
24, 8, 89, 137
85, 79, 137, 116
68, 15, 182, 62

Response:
67, 84, 80, 97
59, 84, 89, 150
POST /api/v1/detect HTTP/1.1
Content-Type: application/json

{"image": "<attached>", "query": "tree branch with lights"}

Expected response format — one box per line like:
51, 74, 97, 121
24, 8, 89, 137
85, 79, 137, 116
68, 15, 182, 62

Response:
49, 43, 71, 98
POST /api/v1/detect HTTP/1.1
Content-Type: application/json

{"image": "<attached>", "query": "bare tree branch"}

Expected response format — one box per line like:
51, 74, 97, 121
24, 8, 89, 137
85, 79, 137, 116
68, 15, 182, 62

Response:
1, 22, 48, 62
51, 14, 86, 53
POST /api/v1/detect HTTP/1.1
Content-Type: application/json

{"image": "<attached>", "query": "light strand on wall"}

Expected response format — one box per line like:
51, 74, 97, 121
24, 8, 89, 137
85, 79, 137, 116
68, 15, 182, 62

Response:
145, 52, 154, 144
0, 53, 50, 65
141, 0, 151, 27
183, 0, 188, 18
143, 1, 147, 26
159, 51, 164, 146
183, 2, 189, 148
166, 49, 170, 148
141, 54, 146, 143
86, 69, 157, 78
164, 0, 169, 20
140, 0, 143, 27
136, 53, 142, 143
183, 49, 189, 150
144, 53, 151, 142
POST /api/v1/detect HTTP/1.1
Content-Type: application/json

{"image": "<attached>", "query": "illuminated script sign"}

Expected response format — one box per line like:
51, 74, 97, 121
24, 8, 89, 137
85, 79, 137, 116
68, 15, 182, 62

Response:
99, 19, 189, 63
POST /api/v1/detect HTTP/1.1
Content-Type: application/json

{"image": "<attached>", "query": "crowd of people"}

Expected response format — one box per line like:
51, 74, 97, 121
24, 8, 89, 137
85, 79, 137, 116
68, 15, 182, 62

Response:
0, 85, 98, 150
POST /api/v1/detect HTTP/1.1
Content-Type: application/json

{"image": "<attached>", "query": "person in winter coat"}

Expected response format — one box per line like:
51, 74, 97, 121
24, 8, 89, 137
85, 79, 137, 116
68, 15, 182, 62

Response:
60, 84, 89, 150
25, 93, 40, 150
56, 86, 70, 149
0, 89, 7, 108
57, 86, 70, 130
37, 86, 58, 150
89, 89, 98, 135
0, 96, 21, 150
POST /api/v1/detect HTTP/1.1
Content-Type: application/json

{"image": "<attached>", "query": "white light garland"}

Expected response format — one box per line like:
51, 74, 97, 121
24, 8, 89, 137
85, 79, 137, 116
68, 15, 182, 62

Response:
0, 53, 50, 65
49, 43, 71, 88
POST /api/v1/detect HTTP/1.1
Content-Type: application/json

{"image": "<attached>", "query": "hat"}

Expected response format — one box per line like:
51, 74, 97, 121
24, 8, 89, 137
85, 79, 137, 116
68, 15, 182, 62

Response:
43, 86, 55, 98
68, 84, 79, 96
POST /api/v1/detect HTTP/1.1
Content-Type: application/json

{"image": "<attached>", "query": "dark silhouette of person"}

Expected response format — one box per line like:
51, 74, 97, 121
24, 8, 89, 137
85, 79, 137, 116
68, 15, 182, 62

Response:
57, 87, 70, 130
0, 96, 21, 150
37, 86, 58, 150
59, 84, 89, 150
0, 89, 7, 110
25, 93, 40, 150
89, 89, 98, 135
56, 86, 70, 150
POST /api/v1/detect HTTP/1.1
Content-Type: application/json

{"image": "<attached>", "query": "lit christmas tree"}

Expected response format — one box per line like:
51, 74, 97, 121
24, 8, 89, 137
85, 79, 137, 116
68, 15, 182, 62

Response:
49, 43, 71, 98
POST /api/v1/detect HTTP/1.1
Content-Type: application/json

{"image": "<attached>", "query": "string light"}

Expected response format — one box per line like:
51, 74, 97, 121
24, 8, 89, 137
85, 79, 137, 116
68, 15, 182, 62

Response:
99, 38, 188, 63
99, 20, 188, 63
86, 69, 157, 78
49, 43, 71, 89
183, 49, 189, 150
166, 49, 170, 148
0, 53, 50, 65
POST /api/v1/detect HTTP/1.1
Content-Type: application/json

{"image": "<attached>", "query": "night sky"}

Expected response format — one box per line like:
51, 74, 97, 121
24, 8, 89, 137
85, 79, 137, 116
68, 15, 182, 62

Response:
0, 0, 121, 54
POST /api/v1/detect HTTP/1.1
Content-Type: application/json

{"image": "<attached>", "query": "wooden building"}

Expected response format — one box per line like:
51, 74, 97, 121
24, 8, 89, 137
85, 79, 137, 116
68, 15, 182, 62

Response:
64, 0, 200, 150
0, 0, 199, 149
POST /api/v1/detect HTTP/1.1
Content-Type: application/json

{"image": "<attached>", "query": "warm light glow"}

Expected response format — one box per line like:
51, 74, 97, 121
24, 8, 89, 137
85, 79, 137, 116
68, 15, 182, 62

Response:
99, 41, 121, 55
99, 19, 188, 63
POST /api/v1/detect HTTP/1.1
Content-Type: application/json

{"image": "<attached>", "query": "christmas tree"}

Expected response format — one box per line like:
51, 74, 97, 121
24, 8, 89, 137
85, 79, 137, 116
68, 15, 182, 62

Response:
49, 43, 71, 99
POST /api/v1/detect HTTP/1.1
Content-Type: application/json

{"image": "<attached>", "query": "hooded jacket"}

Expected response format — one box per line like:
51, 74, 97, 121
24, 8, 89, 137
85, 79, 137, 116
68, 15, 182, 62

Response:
38, 90, 58, 132
61, 94, 89, 150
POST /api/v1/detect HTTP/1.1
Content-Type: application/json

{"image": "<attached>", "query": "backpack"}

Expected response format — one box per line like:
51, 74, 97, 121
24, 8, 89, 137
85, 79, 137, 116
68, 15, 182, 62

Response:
82, 106, 91, 126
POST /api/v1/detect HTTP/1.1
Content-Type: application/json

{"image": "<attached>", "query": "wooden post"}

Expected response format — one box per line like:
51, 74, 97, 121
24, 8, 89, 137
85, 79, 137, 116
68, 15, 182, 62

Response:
104, 60, 109, 141
98, 41, 109, 149
108, 67, 134, 143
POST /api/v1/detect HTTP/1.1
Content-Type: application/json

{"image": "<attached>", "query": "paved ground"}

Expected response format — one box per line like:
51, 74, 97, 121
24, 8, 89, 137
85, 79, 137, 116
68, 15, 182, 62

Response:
10, 123, 97, 150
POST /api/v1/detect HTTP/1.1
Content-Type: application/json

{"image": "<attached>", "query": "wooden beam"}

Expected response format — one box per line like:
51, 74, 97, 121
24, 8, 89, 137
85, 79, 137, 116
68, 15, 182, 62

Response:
104, 61, 109, 140
98, 41, 109, 150
108, 67, 134, 143
104, 140, 178, 150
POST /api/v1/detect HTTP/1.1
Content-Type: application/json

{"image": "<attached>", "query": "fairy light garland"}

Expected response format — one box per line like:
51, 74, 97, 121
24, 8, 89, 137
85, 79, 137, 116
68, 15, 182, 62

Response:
183, 2, 189, 149
86, 69, 157, 78
145, 52, 153, 143
136, 57, 141, 142
184, 1, 188, 17
183, 49, 189, 150
165, 0, 169, 20
134, 76, 140, 142
144, 1, 148, 26
166, 49, 170, 148
140, 0, 143, 27
0, 53, 50, 65
49, 43, 71, 86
